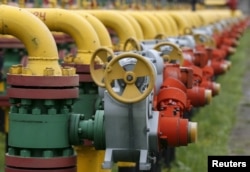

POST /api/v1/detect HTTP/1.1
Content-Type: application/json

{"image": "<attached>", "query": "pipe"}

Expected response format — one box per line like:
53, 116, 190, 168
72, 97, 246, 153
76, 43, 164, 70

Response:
141, 11, 165, 39
153, 12, 173, 37
161, 12, 179, 36
118, 11, 144, 41
127, 11, 157, 39
0, 5, 61, 76
168, 11, 190, 36
27, 8, 100, 64
73, 10, 113, 49
87, 10, 137, 51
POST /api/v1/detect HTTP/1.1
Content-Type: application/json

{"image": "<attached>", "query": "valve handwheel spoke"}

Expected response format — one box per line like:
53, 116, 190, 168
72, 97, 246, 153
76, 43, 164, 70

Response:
106, 62, 126, 81
122, 84, 142, 99
90, 47, 114, 87
104, 52, 155, 103
133, 59, 151, 77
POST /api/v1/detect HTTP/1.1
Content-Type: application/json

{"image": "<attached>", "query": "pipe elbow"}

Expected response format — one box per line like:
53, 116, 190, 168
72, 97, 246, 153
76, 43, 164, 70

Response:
118, 11, 144, 41
27, 8, 100, 64
0, 5, 61, 76
128, 11, 157, 39
74, 10, 113, 50
87, 10, 136, 51
168, 12, 190, 36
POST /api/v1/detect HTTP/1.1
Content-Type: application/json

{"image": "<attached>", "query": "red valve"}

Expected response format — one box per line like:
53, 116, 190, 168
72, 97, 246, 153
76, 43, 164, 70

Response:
158, 116, 197, 147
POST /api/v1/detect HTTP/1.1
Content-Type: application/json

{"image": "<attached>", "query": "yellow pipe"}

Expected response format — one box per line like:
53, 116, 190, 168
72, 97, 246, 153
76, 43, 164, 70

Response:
118, 11, 144, 41
19, 0, 25, 7
87, 10, 137, 51
141, 11, 165, 39
27, 8, 100, 64
153, 12, 173, 37
128, 11, 157, 39
168, 11, 190, 36
178, 11, 197, 29
0, 5, 61, 76
48, 0, 57, 8
73, 10, 113, 49
160, 12, 179, 36
1, 0, 8, 4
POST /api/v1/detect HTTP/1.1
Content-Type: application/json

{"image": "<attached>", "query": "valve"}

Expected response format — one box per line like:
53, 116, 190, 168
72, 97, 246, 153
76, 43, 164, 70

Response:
123, 37, 142, 52
193, 33, 216, 48
104, 52, 155, 103
90, 47, 114, 87
153, 42, 184, 65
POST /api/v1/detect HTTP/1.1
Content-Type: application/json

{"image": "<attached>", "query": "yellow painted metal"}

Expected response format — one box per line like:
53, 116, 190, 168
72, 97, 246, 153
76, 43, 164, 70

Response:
1, 0, 8, 4
127, 11, 157, 39
204, 0, 226, 6
48, 0, 57, 8
193, 33, 216, 48
153, 12, 173, 37
104, 52, 155, 103
0, 5, 61, 76
153, 42, 184, 65
179, 11, 201, 29
18, 0, 25, 7
168, 12, 190, 36
117, 162, 136, 167
123, 37, 141, 51
141, 11, 165, 39
87, 10, 137, 51
0, 81, 4, 92
90, 47, 115, 87
27, 8, 100, 64
160, 12, 179, 36
118, 11, 144, 41
74, 146, 110, 172
73, 10, 113, 49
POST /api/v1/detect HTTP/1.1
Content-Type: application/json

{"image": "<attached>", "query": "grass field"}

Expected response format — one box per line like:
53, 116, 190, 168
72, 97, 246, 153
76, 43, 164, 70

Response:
169, 29, 250, 172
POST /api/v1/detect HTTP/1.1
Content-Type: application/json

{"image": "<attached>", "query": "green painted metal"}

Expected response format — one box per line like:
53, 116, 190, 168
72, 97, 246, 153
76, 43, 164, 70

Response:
72, 83, 100, 119
8, 98, 75, 157
9, 113, 70, 148
69, 110, 105, 149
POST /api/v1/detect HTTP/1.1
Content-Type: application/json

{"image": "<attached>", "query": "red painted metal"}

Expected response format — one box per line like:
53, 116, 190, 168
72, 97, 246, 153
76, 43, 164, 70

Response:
7, 87, 79, 99
0, 96, 10, 106
0, 37, 24, 48
5, 154, 76, 168
7, 75, 79, 87
187, 86, 211, 107
5, 167, 76, 172
159, 116, 189, 147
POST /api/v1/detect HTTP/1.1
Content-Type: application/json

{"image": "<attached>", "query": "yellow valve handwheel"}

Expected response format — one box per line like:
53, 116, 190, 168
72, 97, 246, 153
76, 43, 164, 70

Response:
123, 37, 141, 52
153, 42, 184, 65
104, 52, 155, 103
193, 33, 216, 48
90, 47, 115, 87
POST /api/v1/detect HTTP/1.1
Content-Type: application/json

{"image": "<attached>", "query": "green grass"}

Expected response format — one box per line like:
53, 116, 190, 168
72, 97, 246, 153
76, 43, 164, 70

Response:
169, 28, 250, 172
0, 133, 5, 171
